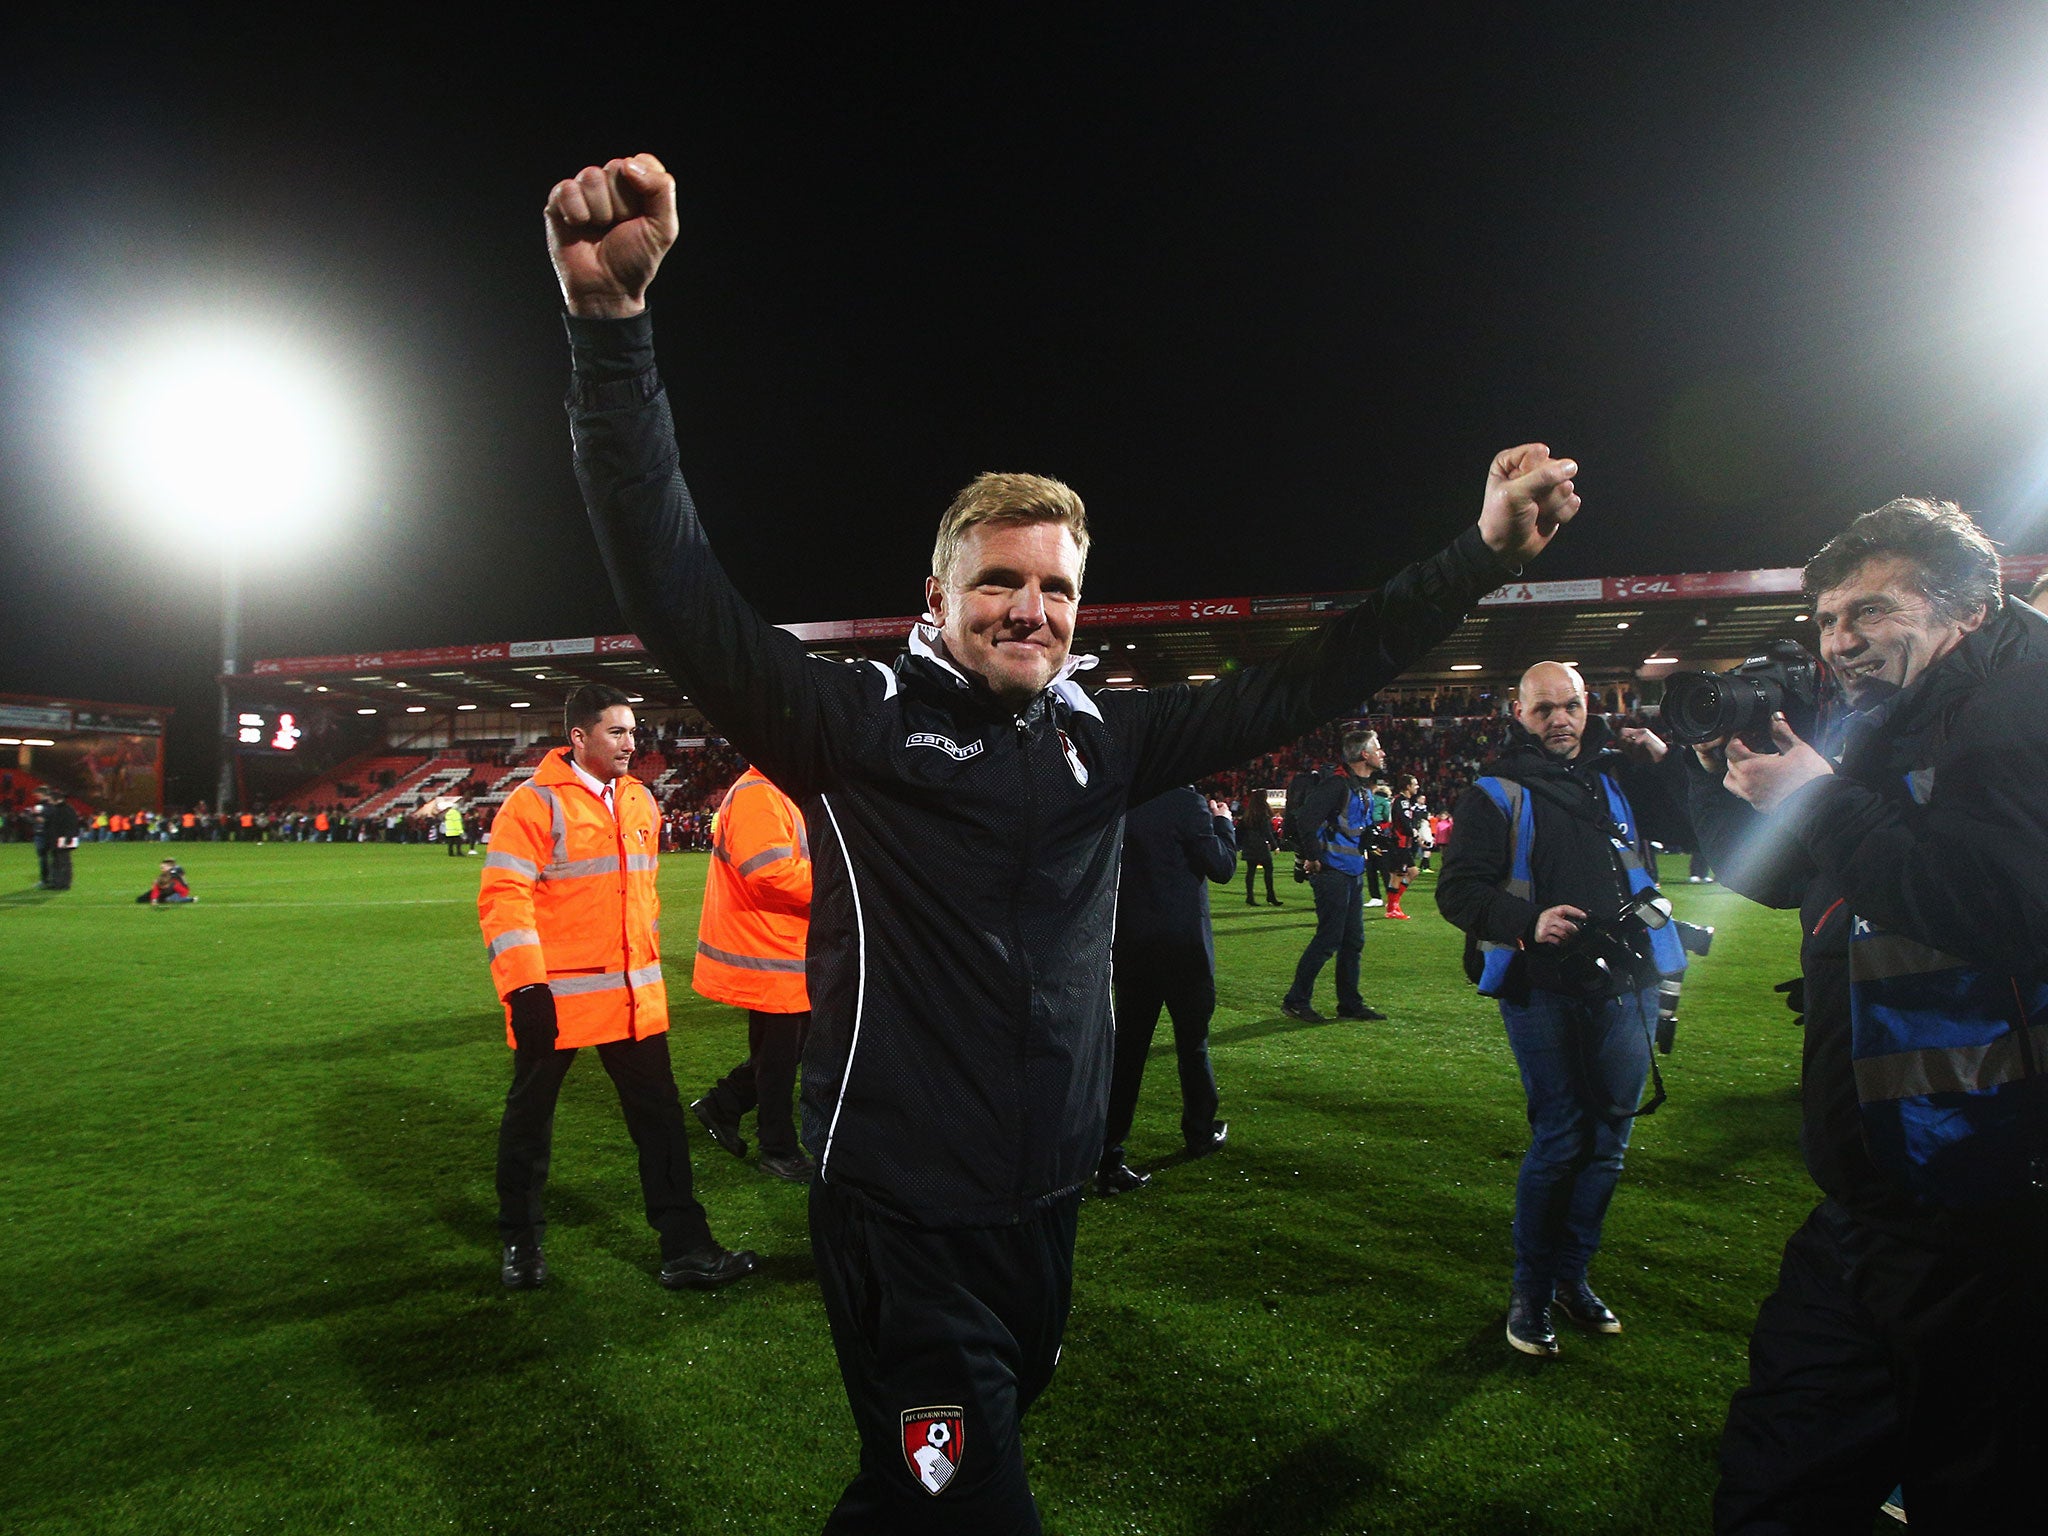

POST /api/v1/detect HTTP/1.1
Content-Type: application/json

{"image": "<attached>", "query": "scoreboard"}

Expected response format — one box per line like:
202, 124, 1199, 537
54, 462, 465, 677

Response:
235, 711, 303, 752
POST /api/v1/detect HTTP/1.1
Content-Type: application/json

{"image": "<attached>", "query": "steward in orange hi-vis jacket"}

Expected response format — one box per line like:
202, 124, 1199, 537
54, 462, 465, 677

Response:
480, 753, 666, 1048
478, 684, 756, 1295
692, 766, 810, 1012
688, 767, 815, 1182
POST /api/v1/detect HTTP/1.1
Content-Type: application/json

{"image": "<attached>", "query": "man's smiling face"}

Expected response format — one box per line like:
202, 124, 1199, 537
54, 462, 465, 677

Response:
1814, 554, 1986, 709
926, 520, 1081, 707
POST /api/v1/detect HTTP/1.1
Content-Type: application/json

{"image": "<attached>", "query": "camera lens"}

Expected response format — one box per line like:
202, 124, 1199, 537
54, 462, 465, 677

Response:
1661, 670, 1739, 745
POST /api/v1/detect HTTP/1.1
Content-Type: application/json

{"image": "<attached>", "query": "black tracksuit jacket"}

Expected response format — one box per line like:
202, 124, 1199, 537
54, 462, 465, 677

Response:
1686, 599, 2048, 1234
566, 311, 1517, 1227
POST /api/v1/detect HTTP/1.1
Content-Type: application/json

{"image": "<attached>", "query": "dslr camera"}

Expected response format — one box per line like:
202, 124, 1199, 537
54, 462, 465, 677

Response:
1660, 639, 1829, 752
1556, 888, 1715, 1053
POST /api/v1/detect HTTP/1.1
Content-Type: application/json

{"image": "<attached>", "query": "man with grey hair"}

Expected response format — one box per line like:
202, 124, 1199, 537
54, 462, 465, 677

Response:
546, 149, 1582, 1533
1688, 497, 2048, 1534
1437, 661, 1679, 1357
1281, 726, 1390, 1022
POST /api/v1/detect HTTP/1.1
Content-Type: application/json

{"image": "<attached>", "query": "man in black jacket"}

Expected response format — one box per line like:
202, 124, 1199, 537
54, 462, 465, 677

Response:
1687, 500, 2048, 1535
1097, 786, 1238, 1195
33, 787, 80, 891
1436, 662, 1676, 1357
546, 151, 1581, 1534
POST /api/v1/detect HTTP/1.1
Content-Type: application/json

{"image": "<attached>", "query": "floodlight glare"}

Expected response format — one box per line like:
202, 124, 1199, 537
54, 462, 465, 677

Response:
97, 323, 360, 547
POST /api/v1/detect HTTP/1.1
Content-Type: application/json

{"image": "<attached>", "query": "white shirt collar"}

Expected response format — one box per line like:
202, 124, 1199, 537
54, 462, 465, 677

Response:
565, 752, 618, 811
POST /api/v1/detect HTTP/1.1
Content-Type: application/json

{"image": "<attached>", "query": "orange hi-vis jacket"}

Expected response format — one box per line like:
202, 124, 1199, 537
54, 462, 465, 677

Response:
692, 767, 811, 1014
477, 747, 667, 1049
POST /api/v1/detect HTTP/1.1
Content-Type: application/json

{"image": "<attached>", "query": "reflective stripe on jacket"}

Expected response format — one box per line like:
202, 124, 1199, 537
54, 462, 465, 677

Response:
693, 766, 811, 1013
476, 747, 667, 1049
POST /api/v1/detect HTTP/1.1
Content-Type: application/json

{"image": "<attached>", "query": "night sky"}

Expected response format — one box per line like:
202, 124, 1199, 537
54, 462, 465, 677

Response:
5, 4, 2048, 798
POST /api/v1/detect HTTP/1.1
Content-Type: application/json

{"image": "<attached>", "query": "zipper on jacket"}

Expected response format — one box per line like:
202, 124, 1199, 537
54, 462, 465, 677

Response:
1010, 710, 1040, 1218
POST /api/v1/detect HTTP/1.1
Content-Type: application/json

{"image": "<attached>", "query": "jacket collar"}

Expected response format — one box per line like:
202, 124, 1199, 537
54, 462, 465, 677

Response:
905, 617, 1101, 705
1842, 599, 2045, 768
1485, 716, 1619, 780
532, 745, 638, 792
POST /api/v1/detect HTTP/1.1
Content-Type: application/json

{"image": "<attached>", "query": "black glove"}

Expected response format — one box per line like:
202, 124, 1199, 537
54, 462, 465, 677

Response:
1774, 976, 1806, 1026
507, 984, 558, 1052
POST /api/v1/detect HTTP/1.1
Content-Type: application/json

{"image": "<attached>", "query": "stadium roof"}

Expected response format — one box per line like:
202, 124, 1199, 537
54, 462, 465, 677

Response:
236, 556, 2048, 717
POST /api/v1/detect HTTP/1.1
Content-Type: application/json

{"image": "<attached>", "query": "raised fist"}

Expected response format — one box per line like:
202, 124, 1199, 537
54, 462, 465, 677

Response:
1478, 443, 1580, 567
545, 154, 678, 319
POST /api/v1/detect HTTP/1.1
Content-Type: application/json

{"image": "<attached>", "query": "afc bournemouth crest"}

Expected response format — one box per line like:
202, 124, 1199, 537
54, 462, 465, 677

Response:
900, 1405, 964, 1495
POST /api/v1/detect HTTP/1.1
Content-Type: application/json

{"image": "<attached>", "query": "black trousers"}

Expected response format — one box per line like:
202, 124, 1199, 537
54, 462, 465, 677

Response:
1243, 853, 1277, 903
705, 1008, 811, 1157
1715, 1197, 2048, 1535
46, 846, 72, 890
494, 1031, 715, 1260
1103, 941, 1219, 1163
811, 1180, 1079, 1535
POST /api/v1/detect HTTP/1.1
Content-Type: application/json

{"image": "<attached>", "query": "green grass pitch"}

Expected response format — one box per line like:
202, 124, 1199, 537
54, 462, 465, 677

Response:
2, 840, 1870, 1534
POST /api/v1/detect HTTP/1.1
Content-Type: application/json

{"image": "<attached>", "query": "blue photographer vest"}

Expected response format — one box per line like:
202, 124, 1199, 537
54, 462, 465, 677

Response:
1472, 772, 1687, 998
1321, 781, 1371, 877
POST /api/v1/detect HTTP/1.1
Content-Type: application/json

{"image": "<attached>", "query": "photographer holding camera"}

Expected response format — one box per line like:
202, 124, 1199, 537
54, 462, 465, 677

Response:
1437, 661, 1686, 1358
1685, 501, 2048, 1535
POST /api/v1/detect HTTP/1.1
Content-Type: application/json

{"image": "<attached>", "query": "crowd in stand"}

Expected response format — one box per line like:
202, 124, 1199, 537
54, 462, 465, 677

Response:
5, 714, 1533, 854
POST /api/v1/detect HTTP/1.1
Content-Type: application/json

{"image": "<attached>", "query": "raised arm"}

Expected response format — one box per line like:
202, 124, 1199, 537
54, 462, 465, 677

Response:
1123, 446, 1578, 801
549, 155, 868, 799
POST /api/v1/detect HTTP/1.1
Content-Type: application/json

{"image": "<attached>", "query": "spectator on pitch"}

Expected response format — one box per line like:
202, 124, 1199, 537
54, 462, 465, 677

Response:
1281, 729, 1391, 1023
689, 764, 815, 1184
1097, 786, 1237, 1195
479, 683, 756, 1293
1236, 791, 1282, 906
33, 787, 80, 891
137, 859, 193, 904
548, 148, 1575, 1530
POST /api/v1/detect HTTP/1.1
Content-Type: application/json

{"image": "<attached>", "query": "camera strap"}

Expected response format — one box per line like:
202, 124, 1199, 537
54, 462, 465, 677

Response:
1507, 770, 1633, 848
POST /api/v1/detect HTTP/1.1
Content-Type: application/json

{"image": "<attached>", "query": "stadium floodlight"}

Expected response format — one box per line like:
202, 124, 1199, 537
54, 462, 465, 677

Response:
88, 319, 363, 814
97, 324, 360, 548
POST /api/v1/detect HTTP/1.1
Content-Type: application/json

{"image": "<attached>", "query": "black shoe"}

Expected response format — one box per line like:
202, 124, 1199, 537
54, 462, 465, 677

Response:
757, 1149, 815, 1184
658, 1246, 760, 1290
690, 1096, 747, 1159
1279, 999, 1327, 1023
1506, 1292, 1559, 1357
500, 1242, 547, 1290
1246, 896, 1259, 906
1185, 1121, 1228, 1158
1553, 1280, 1622, 1333
1095, 1161, 1151, 1196
1337, 1004, 1388, 1021
1266, 897, 1283, 906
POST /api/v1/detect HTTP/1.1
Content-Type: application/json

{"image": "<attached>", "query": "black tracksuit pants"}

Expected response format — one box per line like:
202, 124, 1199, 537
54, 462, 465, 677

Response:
495, 1031, 715, 1260
1102, 941, 1219, 1163
705, 1008, 811, 1158
1715, 1197, 2048, 1535
1243, 853, 1277, 903
811, 1180, 1080, 1535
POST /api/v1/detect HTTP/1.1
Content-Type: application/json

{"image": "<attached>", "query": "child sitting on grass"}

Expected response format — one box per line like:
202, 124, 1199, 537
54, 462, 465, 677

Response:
137, 859, 193, 905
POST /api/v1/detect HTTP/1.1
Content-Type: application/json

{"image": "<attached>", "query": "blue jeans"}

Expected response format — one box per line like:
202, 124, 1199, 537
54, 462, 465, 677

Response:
1284, 869, 1364, 1013
1499, 985, 1656, 1297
